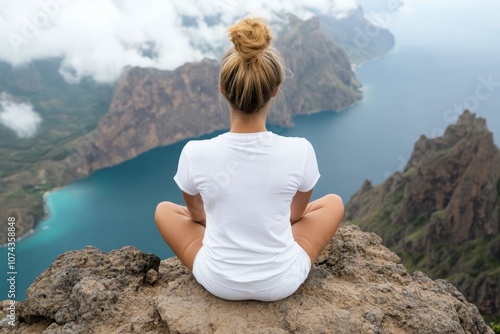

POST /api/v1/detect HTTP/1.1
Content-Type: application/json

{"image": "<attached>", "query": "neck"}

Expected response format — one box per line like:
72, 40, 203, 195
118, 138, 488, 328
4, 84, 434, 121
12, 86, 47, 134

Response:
229, 105, 268, 133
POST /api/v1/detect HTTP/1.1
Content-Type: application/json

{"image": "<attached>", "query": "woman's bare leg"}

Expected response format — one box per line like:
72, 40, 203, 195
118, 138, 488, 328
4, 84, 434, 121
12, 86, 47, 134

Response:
154, 201, 205, 270
292, 194, 344, 264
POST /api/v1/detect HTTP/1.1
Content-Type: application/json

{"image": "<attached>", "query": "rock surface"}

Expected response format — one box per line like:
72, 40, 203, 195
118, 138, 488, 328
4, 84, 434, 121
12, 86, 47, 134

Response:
345, 110, 500, 317
1, 225, 492, 334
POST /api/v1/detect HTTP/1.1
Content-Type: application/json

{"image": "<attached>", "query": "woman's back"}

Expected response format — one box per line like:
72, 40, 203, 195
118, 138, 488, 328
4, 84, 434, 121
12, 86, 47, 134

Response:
174, 131, 319, 282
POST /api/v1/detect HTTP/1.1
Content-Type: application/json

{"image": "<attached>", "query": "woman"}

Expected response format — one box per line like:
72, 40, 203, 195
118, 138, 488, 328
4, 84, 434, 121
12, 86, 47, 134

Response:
155, 16, 344, 301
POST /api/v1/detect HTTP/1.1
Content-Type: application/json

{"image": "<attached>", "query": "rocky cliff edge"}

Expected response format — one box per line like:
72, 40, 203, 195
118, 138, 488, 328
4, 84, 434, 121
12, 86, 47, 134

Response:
345, 111, 500, 317
0, 225, 492, 334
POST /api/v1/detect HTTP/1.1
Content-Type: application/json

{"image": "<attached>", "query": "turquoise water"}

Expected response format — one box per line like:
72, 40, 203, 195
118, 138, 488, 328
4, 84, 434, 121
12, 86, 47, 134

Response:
2, 1, 500, 300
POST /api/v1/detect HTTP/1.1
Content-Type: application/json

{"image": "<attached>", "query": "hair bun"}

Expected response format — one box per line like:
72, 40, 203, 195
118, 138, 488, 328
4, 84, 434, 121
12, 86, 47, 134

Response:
228, 17, 272, 61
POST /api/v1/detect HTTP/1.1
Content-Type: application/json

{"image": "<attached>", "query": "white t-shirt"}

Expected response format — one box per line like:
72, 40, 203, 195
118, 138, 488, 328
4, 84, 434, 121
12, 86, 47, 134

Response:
174, 131, 320, 281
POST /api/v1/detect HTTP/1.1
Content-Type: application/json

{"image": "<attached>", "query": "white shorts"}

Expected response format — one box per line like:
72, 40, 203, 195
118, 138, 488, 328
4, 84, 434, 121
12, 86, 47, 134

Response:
192, 242, 311, 301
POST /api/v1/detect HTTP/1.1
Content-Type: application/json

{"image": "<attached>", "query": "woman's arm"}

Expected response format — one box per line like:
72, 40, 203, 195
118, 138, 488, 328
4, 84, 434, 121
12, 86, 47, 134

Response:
290, 189, 313, 225
181, 191, 206, 227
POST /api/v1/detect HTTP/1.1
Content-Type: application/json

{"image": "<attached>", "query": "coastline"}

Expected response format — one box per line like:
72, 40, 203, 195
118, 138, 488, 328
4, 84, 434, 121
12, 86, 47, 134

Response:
41, 188, 60, 223
351, 44, 396, 72
0, 187, 60, 248
0, 229, 35, 248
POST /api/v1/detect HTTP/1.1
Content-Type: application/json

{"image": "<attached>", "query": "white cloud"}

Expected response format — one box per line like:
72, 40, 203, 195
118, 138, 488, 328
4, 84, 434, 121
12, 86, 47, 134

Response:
0, 0, 358, 83
0, 93, 42, 138
330, 0, 359, 19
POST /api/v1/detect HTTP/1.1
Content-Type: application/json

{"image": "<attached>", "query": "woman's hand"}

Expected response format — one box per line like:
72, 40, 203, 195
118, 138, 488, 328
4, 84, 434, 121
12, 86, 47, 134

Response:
290, 189, 313, 225
181, 192, 206, 227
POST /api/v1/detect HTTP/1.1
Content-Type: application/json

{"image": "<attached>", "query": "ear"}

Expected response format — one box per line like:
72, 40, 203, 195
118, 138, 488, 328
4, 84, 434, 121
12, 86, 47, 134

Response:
270, 85, 280, 98
219, 85, 225, 97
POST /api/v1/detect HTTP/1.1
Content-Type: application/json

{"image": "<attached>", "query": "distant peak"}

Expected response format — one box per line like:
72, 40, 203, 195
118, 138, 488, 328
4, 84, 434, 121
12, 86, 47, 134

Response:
455, 109, 487, 132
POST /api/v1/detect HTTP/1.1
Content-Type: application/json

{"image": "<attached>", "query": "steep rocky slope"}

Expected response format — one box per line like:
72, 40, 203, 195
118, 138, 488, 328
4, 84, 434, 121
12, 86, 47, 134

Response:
0, 225, 493, 334
0, 16, 362, 243
345, 111, 500, 317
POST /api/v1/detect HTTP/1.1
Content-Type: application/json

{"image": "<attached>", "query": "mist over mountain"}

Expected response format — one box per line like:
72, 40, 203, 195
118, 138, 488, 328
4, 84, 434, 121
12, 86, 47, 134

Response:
0, 0, 361, 83
319, 6, 395, 66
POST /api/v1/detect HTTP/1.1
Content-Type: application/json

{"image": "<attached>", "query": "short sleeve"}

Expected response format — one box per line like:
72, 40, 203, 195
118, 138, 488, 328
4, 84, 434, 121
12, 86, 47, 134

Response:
298, 140, 321, 192
173, 144, 198, 196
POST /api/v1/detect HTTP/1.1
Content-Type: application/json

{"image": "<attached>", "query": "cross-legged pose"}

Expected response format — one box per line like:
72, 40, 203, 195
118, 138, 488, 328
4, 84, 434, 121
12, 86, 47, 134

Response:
155, 16, 344, 301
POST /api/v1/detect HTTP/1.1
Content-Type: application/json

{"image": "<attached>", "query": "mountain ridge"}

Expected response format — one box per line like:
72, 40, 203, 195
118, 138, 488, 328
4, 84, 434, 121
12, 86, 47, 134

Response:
345, 110, 500, 318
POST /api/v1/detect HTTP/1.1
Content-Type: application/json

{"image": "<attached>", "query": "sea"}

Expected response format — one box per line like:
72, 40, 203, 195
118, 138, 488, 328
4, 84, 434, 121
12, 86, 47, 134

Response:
2, 0, 500, 301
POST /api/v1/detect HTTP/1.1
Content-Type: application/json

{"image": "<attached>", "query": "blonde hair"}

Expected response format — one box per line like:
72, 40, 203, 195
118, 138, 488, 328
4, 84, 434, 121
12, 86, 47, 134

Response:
219, 17, 285, 114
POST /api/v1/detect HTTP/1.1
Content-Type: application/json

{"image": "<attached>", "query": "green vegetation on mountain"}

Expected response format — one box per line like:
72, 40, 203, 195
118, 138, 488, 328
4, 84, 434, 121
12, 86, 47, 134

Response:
491, 322, 500, 334
345, 111, 500, 320
0, 58, 114, 179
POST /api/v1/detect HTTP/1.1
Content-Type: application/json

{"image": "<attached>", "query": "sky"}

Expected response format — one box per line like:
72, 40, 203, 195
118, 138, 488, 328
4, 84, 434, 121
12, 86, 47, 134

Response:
361, 0, 500, 59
